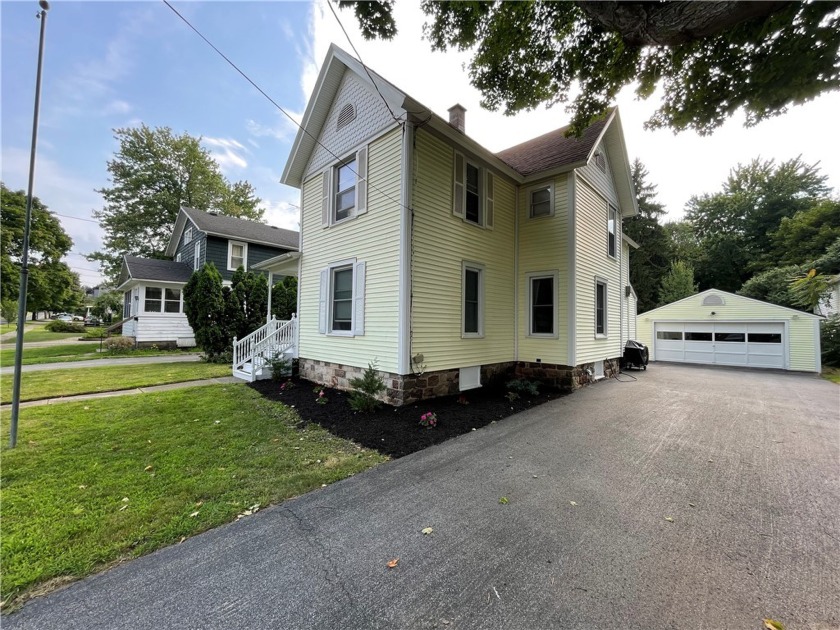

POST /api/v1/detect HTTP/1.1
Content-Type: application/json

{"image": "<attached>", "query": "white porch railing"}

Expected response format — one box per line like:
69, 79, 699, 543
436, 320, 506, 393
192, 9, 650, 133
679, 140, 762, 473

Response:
232, 314, 297, 382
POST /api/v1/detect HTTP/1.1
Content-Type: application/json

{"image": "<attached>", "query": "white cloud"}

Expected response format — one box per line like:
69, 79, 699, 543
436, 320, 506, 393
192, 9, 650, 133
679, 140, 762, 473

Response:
203, 137, 249, 172
262, 198, 301, 232
304, 0, 840, 220
246, 113, 300, 143
102, 100, 132, 116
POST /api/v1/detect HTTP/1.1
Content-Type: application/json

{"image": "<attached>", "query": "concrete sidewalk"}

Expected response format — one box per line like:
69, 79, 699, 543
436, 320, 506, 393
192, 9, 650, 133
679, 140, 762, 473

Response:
5, 364, 838, 629
1, 353, 203, 374
0, 376, 239, 409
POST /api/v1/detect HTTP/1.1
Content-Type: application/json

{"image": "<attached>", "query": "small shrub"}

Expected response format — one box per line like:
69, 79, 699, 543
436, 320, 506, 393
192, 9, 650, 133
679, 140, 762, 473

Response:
45, 320, 84, 333
822, 314, 840, 367
419, 412, 438, 429
82, 327, 106, 339
506, 378, 540, 397
267, 354, 292, 381
104, 336, 134, 353
1, 299, 18, 325
348, 360, 387, 412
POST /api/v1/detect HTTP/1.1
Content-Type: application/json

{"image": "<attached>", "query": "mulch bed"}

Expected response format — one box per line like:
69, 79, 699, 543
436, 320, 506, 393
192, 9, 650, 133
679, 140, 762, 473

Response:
249, 377, 567, 458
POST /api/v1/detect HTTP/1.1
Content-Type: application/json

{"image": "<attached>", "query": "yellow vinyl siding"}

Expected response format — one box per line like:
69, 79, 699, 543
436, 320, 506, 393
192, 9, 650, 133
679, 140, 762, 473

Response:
636, 292, 819, 372
411, 129, 516, 371
575, 176, 623, 363
517, 174, 570, 364
298, 127, 402, 373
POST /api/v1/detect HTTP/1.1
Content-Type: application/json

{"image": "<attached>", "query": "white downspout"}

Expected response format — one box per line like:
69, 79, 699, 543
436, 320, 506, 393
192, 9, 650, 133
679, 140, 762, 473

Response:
514, 183, 519, 364
398, 121, 413, 375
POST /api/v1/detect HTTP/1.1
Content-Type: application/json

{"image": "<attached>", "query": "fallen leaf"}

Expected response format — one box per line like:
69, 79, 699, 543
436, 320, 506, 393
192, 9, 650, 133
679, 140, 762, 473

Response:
532, 475, 538, 479
121, 497, 129, 503
119, 505, 128, 512
569, 501, 578, 506
664, 516, 674, 522
763, 619, 785, 630
78, 485, 87, 490
195, 501, 204, 507
499, 497, 509, 505
189, 511, 200, 517
422, 527, 434, 535
688, 503, 696, 508
387, 558, 399, 568
144, 465, 153, 472
178, 536, 186, 544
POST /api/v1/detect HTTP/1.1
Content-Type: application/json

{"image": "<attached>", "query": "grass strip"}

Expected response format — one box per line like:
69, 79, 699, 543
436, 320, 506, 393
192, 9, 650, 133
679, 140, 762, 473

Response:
0, 344, 196, 367
0, 362, 230, 403
0, 384, 387, 608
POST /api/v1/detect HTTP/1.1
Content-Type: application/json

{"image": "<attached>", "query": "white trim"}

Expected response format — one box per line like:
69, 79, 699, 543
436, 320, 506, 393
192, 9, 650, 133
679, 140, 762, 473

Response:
141, 285, 183, 315
526, 271, 559, 338
461, 261, 485, 339
175, 253, 182, 263
527, 182, 554, 218
607, 204, 618, 259
514, 183, 519, 362
227, 240, 248, 271
184, 226, 193, 244
814, 318, 822, 373
398, 122, 414, 375
595, 277, 608, 338
322, 257, 358, 336
194, 240, 201, 271
638, 288, 824, 320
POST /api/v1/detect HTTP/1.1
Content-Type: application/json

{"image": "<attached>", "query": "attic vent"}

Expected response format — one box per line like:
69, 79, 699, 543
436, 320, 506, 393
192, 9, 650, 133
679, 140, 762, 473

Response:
702, 293, 725, 306
595, 151, 606, 172
336, 103, 356, 131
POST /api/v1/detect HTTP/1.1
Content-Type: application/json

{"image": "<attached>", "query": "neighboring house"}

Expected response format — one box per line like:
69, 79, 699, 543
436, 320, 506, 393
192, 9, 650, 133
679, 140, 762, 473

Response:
242, 44, 640, 403
116, 208, 299, 347
816, 275, 839, 317
636, 289, 823, 373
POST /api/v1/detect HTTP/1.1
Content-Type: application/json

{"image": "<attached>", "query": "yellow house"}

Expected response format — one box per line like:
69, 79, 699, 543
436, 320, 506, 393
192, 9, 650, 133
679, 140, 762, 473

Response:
254, 45, 640, 404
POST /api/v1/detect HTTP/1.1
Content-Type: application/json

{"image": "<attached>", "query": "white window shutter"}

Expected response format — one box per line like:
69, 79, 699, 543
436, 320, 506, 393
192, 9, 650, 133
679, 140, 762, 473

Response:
355, 146, 368, 215
453, 152, 465, 218
485, 170, 495, 229
318, 268, 328, 334
321, 170, 331, 228
353, 261, 366, 336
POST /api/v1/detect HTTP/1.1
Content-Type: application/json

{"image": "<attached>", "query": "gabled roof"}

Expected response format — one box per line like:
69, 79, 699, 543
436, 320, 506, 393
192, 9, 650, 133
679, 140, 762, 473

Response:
282, 45, 638, 217
117, 255, 193, 290
495, 116, 609, 177
165, 208, 299, 257
638, 288, 824, 319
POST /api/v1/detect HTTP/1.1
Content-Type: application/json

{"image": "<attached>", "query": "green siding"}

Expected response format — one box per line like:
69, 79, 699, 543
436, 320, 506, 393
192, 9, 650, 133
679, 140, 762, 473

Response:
411, 129, 516, 371
517, 175, 571, 364
297, 127, 403, 373
636, 291, 820, 372
204, 236, 288, 282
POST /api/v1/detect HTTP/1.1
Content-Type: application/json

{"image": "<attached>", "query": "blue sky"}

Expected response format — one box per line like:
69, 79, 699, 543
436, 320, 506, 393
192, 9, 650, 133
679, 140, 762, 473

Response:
3, 1, 840, 288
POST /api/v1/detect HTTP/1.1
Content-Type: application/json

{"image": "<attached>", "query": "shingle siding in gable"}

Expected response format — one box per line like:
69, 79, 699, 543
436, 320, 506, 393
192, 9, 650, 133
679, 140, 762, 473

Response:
305, 70, 396, 179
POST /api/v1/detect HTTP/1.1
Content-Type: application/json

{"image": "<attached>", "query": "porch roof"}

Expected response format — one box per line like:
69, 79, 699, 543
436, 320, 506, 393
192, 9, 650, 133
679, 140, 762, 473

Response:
251, 251, 301, 276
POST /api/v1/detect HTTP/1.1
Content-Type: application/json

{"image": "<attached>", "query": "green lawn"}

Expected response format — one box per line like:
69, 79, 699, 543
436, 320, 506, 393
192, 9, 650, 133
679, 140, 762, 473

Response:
821, 366, 840, 384
0, 344, 194, 367
0, 384, 388, 609
0, 324, 16, 335
0, 362, 230, 403
21, 329, 82, 343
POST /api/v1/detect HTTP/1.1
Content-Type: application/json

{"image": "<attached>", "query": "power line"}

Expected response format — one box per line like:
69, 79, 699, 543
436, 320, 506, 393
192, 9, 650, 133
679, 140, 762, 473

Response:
326, 0, 400, 123
51, 212, 99, 224
161, 0, 410, 214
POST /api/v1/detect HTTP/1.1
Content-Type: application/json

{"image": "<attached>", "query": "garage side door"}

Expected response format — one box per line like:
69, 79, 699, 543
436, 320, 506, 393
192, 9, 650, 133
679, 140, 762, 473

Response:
653, 322, 785, 369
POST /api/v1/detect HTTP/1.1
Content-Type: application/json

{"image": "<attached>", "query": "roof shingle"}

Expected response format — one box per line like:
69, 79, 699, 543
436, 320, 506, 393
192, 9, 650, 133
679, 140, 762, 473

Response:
495, 116, 609, 177
123, 256, 194, 284
183, 208, 299, 250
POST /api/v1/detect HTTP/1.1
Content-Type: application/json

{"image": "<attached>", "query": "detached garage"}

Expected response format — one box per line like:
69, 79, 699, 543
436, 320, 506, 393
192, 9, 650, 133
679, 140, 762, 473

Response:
636, 289, 822, 373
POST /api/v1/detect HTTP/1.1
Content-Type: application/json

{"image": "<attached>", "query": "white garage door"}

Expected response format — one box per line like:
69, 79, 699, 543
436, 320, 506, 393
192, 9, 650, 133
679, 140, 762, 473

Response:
654, 322, 785, 369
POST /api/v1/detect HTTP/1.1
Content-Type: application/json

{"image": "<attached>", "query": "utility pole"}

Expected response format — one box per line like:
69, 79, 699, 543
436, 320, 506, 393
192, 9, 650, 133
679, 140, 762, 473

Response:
10, 0, 51, 448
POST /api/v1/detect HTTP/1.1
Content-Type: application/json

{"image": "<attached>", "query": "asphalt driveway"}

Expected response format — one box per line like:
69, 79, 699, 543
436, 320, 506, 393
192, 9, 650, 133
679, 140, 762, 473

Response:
6, 364, 839, 630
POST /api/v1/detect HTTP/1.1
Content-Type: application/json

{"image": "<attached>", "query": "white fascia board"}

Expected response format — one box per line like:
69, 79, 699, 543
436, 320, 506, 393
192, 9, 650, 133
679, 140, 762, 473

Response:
622, 233, 640, 249
251, 251, 301, 273
638, 288, 825, 320
602, 110, 639, 217
164, 211, 189, 257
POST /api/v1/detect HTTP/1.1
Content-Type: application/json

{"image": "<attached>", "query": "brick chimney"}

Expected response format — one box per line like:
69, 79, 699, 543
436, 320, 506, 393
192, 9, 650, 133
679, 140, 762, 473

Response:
447, 104, 466, 133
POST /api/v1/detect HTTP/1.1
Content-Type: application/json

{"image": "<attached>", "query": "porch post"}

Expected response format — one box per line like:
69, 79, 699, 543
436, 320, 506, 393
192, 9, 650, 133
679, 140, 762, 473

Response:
266, 270, 273, 325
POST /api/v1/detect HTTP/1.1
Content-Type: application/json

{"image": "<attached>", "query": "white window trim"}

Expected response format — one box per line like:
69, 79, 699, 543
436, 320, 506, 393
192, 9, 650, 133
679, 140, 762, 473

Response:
453, 151, 494, 229
527, 271, 559, 338
184, 226, 193, 245
321, 257, 366, 337
607, 204, 618, 259
175, 253, 182, 263
227, 240, 248, 271
142, 285, 183, 315
461, 261, 485, 339
323, 145, 368, 228
528, 182, 555, 219
194, 240, 201, 271
595, 277, 608, 338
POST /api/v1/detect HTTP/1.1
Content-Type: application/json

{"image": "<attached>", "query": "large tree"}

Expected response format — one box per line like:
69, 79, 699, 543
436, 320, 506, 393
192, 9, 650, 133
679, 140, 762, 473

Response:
625, 159, 671, 312
90, 125, 264, 281
342, 1, 840, 135
1, 183, 80, 317
770, 198, 840, 267
658, 260, 697, 306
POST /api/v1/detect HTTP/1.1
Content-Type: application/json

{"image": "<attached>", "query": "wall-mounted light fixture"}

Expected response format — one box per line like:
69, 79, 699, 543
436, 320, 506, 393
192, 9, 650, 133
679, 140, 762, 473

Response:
710, 311, 717, 316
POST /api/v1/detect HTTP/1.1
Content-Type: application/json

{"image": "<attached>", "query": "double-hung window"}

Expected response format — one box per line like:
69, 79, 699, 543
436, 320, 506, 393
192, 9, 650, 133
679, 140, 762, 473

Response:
194, 240, 201, 271
228, 240, 246, 271
318, 259, 366, 336
453, 152, 494, 228
144, 287, 181, 314
184, 226, 193, 244
529, 273, 557, 336
529, 184, 553, 218
607, 205, 618, 258
322, 147, 368, 227
462, 262, 484, 338
595, 279, 607, 336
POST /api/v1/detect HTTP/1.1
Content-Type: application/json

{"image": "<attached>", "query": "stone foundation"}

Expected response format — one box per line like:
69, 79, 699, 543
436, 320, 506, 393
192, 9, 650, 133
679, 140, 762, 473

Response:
515, 358, 620, 391
299, 357, 619, 406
